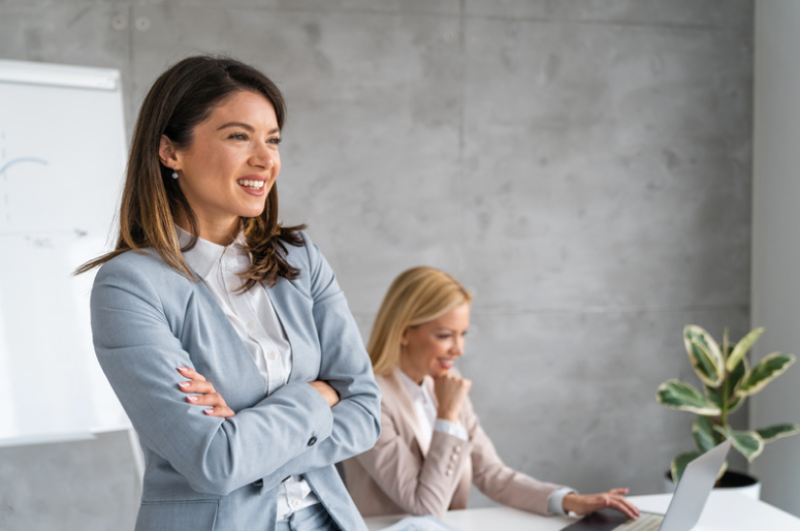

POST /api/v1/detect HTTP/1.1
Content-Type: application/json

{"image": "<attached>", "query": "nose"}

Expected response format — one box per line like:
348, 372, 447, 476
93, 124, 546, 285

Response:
451, 336, 465, 357
250, 142, 278, 170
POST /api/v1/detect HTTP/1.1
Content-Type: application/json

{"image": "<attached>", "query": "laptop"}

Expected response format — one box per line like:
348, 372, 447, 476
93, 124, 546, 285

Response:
561, 439, 732, 531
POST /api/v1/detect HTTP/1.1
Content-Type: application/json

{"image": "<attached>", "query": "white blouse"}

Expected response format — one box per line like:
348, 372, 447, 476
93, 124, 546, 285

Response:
178, 227, 320, 521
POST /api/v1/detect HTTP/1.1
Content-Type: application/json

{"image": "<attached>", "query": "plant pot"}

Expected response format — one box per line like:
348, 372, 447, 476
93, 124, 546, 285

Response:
663, 470, 761, 500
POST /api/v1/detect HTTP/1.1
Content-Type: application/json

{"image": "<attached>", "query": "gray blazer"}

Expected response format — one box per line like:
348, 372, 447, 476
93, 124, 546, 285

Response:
91, 234, 381, 531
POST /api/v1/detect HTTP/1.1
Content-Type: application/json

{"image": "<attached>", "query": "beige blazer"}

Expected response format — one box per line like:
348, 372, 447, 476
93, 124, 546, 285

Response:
342, 370, 565, 518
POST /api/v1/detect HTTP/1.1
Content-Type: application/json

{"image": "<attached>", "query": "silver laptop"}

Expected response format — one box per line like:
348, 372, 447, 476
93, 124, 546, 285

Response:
561, 439, 732, 531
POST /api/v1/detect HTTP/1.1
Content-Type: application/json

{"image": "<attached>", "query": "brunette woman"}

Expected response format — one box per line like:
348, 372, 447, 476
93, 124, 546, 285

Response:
80, 56, 380, 531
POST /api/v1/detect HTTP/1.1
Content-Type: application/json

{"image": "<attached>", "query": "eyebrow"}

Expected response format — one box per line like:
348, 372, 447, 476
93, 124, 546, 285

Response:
216, 122, 280, 135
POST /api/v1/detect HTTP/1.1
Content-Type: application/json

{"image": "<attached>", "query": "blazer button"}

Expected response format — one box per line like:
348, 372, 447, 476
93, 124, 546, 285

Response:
308, 436, 317, 446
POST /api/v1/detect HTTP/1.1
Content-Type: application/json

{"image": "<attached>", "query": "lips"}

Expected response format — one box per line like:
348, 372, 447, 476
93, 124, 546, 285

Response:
438, 358, 455, 369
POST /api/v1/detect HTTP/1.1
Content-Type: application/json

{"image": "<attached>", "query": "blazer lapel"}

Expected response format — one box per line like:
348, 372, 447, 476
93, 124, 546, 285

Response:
384, 370, 432, 456
265, 277, 319, 383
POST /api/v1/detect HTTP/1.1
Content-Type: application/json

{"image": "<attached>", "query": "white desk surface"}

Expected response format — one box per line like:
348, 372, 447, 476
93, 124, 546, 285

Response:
363, 492, 800, 531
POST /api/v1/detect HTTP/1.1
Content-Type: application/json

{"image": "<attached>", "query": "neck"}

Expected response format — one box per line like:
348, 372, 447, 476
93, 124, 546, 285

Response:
175, 210, 239, 246
398, 358, 425, 386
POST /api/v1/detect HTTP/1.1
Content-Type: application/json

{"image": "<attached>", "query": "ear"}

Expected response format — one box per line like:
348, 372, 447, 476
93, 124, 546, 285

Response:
159, 135, 181, 170
400, 327, 410, 347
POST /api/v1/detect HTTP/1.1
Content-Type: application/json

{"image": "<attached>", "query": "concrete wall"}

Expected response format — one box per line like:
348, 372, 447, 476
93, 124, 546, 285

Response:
0, 1, 753, 528
751, 0, 800, 517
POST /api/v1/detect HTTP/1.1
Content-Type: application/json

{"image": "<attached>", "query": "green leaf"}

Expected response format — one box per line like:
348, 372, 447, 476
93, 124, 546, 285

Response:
705, 385, 723, 409
729, 357, 748, 394
657, 379, 722, 415
722, 328, 731, 363
684, 325, 724, 386
726, 327, 764, 372
714, 426, 765, 462
671, 451, 701, 483
692, 416, 717, 453
726, 394, 744, 414
737, 353, 796, 397
725, 357, 748, 413
756, 423, 800, 443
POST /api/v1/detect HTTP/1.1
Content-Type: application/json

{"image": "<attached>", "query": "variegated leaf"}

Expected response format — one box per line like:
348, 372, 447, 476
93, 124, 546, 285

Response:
684, 325, 724, 386
722, 328, 731, 362
756, 423, 800, 443
726, 327, 764, 372
704, 385, 723, 410
726, 394, 744, 414
714, 426, 765, 462
737, 353, 796, 397
671, 451, 701, 483
729, 357, 748, 394
657, 379, 721, 415
692, 416, 717, 453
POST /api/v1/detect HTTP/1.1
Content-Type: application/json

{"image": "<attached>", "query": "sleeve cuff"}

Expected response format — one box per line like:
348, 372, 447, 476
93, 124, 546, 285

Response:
547, 487, 577, 516
434, 418, 468, 441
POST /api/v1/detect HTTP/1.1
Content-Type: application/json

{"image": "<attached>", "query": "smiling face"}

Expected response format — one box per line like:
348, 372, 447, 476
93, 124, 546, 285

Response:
160, 90, 281, 244
399, 302, 471, 384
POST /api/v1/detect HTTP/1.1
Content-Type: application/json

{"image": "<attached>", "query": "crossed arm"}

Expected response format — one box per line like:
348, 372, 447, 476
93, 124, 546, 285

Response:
91, 247, 380, 496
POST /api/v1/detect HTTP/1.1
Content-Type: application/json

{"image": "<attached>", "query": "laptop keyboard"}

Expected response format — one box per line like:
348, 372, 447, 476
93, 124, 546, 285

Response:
614, 513, 663, 531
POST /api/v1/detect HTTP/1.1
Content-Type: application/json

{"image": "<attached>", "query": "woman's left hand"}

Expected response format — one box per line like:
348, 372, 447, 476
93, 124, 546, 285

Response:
177, 366, 235, 418
562, 488, 640, 520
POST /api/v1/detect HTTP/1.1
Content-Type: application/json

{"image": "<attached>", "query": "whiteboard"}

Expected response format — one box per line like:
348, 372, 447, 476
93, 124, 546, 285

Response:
0, 59, 130, 446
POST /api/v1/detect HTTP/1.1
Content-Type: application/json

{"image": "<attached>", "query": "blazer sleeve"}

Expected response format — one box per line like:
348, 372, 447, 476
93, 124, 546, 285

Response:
463, 397, 564, 515
91, 254, 335, 497
353, 399, 471, 518
254, 240, 382, 490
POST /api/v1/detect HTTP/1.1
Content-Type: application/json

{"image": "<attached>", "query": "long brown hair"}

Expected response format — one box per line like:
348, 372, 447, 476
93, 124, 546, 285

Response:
77, 55, 305, 289
368, 267, 473, 376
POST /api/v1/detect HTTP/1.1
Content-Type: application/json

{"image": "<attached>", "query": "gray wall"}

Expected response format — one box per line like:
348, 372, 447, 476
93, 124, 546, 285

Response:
751, 0, 800, 516
0, 1, 754, 529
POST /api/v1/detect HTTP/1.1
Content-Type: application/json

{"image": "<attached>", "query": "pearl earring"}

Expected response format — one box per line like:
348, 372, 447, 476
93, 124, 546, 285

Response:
172, 171, 178, 180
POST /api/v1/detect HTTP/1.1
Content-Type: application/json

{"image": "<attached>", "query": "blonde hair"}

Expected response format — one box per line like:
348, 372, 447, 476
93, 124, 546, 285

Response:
368, 266, 473, 376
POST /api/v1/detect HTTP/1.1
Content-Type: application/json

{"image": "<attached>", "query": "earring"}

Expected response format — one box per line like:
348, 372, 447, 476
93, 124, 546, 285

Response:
172, 171, 178, 180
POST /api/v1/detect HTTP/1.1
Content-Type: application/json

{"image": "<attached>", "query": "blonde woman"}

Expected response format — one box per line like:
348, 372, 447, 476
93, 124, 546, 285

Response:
342, 266, 639, 520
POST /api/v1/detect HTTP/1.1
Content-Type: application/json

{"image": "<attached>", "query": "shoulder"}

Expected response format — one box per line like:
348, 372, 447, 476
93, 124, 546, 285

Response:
278, 231, 342, 300
280, 230, 321, 272
374, 372, 407, 410
93, 249, 192, 295
97, 249, 170, 278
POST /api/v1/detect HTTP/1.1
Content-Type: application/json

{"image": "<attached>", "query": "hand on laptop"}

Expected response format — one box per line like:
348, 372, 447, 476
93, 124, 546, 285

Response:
562, 488, 640, 520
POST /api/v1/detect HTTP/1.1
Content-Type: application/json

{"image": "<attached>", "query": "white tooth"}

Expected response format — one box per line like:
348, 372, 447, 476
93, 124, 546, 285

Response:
238, 179, 265, 189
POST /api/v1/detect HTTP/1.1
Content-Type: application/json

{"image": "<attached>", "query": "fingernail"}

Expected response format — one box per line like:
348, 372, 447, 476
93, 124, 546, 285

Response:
204, 409, 214, 415
179, 381, 190, 388
187, 396, 198, 402
177, 366, 189, 372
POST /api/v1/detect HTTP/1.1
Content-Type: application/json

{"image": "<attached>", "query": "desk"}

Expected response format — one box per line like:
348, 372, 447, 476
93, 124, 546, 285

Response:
363, 492, 800, 530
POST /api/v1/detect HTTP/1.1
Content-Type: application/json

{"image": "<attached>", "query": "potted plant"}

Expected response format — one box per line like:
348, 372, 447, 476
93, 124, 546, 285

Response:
656, 325, 800, 496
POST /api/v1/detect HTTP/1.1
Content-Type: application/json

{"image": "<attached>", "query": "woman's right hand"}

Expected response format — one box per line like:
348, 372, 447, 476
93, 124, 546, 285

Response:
177, 366, 235, 418
433, 373, 472, 423
309, 380, 340, 408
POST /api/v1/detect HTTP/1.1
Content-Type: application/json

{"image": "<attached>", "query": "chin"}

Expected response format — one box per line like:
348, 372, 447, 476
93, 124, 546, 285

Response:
431, 367, 451, 378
